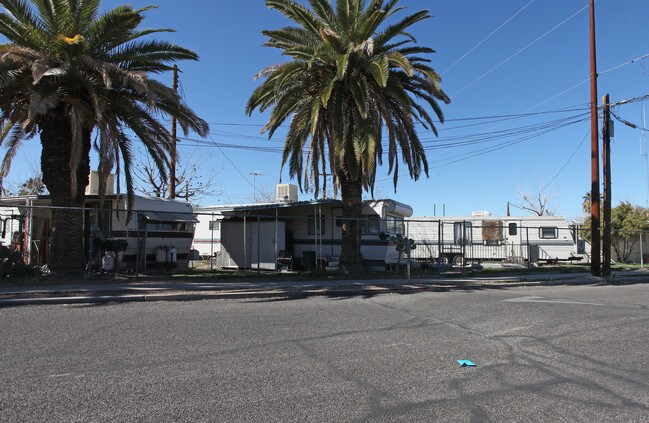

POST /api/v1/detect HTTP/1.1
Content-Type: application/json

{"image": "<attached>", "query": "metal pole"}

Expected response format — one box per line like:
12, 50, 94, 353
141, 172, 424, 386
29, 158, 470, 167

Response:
142, 230, 147, 273
275, 208, 278, 271
210, 212, 214, 271
318, 205, 323, 270
249, 172, 262, 203
589, 0, 601, 276
313, 205, 317, 269
461, 221, 466, 275
26, 199, 33, 265
135, 211, 140, 278
526, 226, 531, 270
87, 231, 94, 280
438, 220, 442, 273
243, 213, 247, 270
406, 220, 411, 281
257, 215, 261, 273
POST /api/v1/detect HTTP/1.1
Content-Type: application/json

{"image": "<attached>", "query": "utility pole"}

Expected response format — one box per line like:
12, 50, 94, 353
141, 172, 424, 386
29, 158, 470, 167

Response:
169, 64, 179, 199
589, 0, 601, 276
602, 94, 611, 277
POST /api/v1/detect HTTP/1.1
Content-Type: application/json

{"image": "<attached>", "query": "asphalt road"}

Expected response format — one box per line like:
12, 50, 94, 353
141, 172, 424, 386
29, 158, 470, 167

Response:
1, 282, 648, 422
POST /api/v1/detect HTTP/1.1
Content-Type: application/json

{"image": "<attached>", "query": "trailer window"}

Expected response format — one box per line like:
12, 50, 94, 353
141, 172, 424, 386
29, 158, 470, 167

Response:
482, 220, 503, 245
539, 226, 558, 239
454, 222, 473, 245
508, 223, 518, 236
361, 215, 380, 235
209, 220, 220, 231
386, 216, 404, 235
145, 221, 187, 232
336, 215, 380, 235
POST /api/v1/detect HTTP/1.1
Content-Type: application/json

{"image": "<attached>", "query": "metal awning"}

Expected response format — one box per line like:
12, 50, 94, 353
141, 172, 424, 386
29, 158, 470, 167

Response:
141, 211, 199, 223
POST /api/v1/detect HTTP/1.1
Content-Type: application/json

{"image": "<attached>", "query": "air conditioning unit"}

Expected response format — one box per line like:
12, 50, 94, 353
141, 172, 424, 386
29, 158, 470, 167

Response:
275, 184, 298, 203
86, 170, 115, 195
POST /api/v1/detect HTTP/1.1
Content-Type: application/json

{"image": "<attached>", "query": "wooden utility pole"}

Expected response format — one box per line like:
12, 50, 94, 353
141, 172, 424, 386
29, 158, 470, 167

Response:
602, 94, 611, 277
169, 64, 179, 199
589, 0, 601, 276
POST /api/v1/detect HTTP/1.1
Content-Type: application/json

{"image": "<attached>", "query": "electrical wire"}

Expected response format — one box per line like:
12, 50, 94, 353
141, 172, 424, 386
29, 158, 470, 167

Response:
441, 0, 536, 76
538, 129, 590, 193
450, 3, 589, 99
205, 133, 257, 189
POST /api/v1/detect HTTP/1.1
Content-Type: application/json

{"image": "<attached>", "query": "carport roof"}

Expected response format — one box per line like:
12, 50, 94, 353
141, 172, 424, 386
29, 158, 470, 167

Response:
203, 199, 342, 213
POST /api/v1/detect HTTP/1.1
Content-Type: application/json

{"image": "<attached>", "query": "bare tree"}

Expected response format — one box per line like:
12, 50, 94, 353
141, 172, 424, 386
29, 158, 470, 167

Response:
515, 182, 557, 216
133, 148, 221, 205
251, 185, 277, 203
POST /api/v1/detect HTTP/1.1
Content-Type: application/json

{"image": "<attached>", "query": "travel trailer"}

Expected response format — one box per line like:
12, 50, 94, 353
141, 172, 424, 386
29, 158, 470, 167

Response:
0, 177, 197, 272
406, 212, 587, 265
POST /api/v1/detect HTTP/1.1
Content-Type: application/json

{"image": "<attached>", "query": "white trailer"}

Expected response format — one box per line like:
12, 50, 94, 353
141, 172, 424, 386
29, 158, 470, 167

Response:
192, 207, 224, 258
406, 213, 586, 265
0, 194, 197, 272
105, 196, 197, 271
193, 192, 414, 270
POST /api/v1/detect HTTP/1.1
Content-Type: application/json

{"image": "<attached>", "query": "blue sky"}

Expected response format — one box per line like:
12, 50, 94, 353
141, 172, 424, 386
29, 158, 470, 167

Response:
3, 0, 649, 220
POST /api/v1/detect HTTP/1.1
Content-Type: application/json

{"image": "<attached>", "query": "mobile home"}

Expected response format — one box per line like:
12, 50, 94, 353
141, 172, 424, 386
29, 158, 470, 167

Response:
0, 194, 197, 272
406, 212, 586, 265
193, 184, 414, 270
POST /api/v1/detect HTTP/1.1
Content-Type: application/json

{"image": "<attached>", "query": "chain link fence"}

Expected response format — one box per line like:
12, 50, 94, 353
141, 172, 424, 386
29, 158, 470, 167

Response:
0, 201, 196, 276
0, 202, 647, 277
191, 213, 649, 273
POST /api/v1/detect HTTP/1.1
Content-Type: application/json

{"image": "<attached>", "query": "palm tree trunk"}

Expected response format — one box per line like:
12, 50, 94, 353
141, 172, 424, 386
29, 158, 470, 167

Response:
40, 106, 91, 274
340, 174, 364, 274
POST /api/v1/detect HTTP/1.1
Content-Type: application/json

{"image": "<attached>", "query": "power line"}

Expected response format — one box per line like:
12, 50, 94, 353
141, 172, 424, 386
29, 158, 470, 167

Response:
181, 111, 590, 155
441, 0, 536, 76
205, 134, 258, 191
538, 129, 590, 193
450, 4, 589, 99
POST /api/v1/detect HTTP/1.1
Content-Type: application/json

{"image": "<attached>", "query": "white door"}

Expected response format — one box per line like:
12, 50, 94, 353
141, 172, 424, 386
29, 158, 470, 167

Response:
505, 220, 523, 259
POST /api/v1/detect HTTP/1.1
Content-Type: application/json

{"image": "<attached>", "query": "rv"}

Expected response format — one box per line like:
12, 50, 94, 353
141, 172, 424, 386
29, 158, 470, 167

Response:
0, 194, 197, 272
406, 212, 587, 265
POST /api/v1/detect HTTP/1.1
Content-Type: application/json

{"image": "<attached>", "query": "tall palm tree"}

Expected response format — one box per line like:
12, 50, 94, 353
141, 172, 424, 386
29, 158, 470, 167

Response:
0, 0, 208, 273
247, 0, 449, 273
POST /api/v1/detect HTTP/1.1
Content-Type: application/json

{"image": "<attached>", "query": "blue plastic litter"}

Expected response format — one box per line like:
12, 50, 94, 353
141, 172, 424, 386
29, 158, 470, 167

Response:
457, 359, 476, 367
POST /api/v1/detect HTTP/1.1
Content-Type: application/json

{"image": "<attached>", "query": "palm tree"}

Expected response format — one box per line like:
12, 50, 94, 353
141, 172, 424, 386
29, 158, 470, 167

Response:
247, 0, 449, 273
582, 192, 591, 215
0, 0, 208, 273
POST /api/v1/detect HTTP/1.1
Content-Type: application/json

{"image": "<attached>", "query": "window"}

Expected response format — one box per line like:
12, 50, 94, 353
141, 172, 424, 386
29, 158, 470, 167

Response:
145, 221, 187, 232
386, 216, 405, 235
335, 215, 379, 235
453, 222, 473, 245
308, 215, 326, 235
361, 215, 380, 235
482, 220, 503, 245
539, 226, 558, 239
508, 222, 518, 236
209, 220, 220, 231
